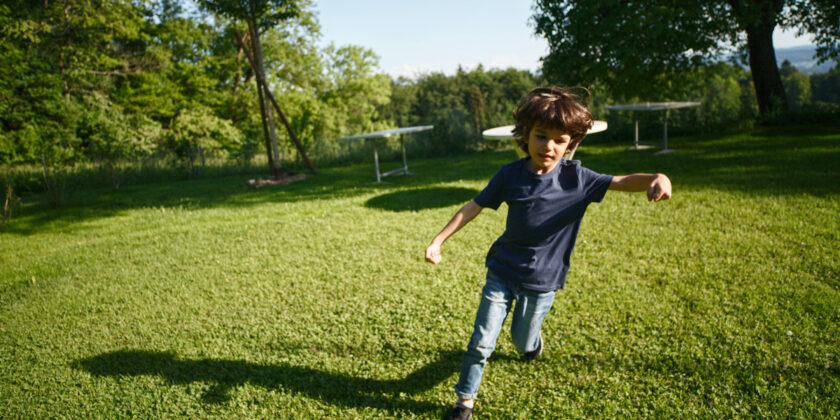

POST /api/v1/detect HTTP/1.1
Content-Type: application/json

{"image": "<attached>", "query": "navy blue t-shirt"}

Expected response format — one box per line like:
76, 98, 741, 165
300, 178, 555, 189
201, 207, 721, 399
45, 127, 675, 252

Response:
473, 158, 613, 291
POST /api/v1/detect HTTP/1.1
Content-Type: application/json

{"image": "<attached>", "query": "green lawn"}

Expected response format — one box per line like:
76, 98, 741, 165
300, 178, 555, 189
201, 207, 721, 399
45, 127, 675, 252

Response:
2, 125, 839, 418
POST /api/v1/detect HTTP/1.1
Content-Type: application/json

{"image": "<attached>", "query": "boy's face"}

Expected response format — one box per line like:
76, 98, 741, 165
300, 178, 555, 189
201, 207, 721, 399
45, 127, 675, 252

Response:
526, 125, 572, 174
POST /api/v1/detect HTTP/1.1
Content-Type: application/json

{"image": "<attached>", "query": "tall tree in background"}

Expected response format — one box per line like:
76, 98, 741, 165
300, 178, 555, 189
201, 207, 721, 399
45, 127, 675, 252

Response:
533, 0, 840, 115
198, 0, 303, 180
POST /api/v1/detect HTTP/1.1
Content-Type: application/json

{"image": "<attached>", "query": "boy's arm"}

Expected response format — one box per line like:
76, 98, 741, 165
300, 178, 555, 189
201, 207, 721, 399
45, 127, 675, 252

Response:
425, 200, 484, 264
609, 173, 672, 202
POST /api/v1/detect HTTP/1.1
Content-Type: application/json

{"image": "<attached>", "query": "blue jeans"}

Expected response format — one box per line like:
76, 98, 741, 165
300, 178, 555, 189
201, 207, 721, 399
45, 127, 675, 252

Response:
454, 270, 556, 400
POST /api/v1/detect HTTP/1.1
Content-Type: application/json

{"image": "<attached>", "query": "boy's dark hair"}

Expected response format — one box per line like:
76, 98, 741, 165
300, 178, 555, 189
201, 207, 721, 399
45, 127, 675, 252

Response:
512, 86, 593, 155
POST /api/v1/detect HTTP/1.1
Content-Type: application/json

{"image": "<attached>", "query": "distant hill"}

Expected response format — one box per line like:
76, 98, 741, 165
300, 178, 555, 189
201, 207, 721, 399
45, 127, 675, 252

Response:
774, 45, 835, 74
726, 45, 836, 74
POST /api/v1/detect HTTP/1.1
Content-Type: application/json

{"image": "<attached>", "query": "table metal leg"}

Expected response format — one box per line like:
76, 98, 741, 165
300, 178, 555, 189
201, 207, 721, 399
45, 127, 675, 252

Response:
635, 120, 639, 149
655, 110, 676, 154
400, 137, 414, 175
365, 134, 423, 183
371, 139, 386, 184
629, 120, 653, 150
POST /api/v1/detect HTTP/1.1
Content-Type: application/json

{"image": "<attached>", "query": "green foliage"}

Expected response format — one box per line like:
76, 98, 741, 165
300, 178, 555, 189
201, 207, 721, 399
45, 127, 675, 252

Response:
0, 0, 149, 99
757, 61, 840, 125
30, 98, 85, 207
691, 63, 758, 128
787, 0, 840, 63
532, 0, 840, 114
426, 107, 473, 154
811, 63, 840, 104
594, 63, 759, 139
198, 0, 301, 30
780, 60, 812, 110
113, 6, 221, 123
0, 0, 158, 200
757, 101, 840, 126
532, 0, 735, 96
393, 67, 539, 156
168, 107, 243, 177
77, 96, 162, 189
319, 45, 392, 137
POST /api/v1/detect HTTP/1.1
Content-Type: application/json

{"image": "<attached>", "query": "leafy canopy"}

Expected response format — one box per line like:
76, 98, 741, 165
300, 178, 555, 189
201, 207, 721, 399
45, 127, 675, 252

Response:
533, 0, 840, 98
197, 0, 300, 30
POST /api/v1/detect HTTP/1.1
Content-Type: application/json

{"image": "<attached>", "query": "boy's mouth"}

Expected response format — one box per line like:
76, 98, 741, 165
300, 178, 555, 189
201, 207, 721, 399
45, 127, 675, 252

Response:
538, 153, 553, 161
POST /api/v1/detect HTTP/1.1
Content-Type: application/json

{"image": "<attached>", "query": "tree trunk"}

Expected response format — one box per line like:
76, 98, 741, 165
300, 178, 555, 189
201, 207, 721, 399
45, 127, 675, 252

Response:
248, 20, 284, 180
2, 183, 12, 226
254, 68, 275, 174
744, 22, 788, 114
730, 0, 788, 115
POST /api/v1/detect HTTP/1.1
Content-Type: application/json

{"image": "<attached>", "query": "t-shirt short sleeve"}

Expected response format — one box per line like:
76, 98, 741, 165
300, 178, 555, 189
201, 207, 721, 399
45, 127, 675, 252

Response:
579, 166, 613, 203
474, 167, 506, 210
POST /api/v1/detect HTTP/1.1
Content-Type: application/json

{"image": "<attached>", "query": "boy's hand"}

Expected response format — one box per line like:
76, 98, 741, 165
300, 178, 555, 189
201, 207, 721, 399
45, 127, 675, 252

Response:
424, 200, 483, 265
425, 242, 442, 264
647, 174, 672, 202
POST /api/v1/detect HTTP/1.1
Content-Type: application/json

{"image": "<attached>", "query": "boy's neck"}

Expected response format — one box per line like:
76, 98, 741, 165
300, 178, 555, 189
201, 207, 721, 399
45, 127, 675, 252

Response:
525, 157, 562, 175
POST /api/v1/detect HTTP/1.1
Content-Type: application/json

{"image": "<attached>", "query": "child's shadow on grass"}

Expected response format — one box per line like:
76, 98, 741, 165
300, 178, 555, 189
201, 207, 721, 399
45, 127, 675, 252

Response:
74, 349, 462, 415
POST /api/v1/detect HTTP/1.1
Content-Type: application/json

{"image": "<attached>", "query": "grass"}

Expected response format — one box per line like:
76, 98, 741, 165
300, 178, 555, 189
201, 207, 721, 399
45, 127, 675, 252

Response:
1, 124, 839, 418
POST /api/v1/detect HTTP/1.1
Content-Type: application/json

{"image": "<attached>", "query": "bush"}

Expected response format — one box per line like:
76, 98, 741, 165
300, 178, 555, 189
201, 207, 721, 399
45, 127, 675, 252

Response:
77, 96, 162, 189
757, 101, 840, 126
168, 107, 244, 178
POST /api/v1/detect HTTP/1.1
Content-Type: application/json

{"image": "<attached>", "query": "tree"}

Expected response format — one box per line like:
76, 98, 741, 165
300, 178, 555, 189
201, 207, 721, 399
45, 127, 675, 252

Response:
320, 45, 392, 136
811, 64, 840, 104
78, 95, 159, 189
532, 0, 840, 115
779, 60, 812, 110
168, 106, 242, 178
198, 0, 307, 180
0, 0, 152, 203
390, 67, 538, 155
113, 1, 218, 123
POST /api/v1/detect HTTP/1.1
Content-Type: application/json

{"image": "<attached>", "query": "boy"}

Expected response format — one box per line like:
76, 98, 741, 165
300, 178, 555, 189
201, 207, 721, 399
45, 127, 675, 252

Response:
425, 87, 672, 420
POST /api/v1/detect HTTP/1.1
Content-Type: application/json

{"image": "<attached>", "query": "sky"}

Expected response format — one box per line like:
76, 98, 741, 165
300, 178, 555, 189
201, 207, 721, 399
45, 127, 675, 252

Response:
313, 0, 815, 79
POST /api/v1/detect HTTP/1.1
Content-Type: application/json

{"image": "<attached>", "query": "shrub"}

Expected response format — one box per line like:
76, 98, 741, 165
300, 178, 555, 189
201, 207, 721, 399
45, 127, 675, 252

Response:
167, 107, 243, 178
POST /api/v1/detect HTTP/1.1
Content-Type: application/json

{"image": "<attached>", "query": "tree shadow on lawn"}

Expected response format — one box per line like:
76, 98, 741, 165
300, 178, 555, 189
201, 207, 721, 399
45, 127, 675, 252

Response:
74, 349, 463, 415
364, 187, 479, 212
2, 152, 508, 236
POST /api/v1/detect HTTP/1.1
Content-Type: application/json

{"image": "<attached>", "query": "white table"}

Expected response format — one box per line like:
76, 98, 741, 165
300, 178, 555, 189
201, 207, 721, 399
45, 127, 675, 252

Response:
603, 102, 700, 154
481, 120, 608, 160
338, 125, 433, 183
